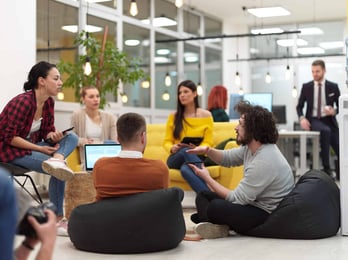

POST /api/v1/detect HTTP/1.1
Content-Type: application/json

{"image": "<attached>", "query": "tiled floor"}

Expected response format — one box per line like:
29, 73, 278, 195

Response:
14, 191, 348, 260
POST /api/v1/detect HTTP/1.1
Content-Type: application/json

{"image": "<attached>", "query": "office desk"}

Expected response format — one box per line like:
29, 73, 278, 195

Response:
278, 131, 320, 176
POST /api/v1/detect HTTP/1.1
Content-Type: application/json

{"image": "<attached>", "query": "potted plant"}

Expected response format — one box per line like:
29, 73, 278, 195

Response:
57, 30, 146, 108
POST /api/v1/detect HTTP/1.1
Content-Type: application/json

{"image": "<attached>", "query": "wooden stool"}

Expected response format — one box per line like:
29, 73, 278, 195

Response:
64, 172, 96, 219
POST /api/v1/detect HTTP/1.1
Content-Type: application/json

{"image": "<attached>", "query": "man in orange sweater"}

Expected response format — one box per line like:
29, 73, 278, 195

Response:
93, 112, 169, 200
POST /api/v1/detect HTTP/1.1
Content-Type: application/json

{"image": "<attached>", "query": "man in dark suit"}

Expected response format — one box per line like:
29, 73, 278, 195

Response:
296, 59, 340, 179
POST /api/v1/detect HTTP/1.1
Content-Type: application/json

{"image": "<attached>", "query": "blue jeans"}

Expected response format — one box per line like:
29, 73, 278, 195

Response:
9, 133, 79, 216
167, 147, 210, 193
0, 168, 17, 260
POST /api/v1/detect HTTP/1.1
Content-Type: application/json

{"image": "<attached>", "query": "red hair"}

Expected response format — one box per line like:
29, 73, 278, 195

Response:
207, 85, 228, 110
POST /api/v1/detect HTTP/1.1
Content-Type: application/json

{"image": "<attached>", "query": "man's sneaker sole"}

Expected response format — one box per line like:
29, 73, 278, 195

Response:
194, 222, 229, 239
42, 161, 74, 181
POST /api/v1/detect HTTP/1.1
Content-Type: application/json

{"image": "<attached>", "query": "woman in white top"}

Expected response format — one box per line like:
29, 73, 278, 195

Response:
71, 86, 117, 169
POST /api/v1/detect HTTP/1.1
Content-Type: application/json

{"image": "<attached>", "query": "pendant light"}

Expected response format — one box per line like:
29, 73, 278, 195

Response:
84, 56, 92, 76
238, 86, 244, 95
162, 90, 170, 101
234, 43, 241, 86
265, 72, 272, 84
197, 82, 203, 96
83, 5, 92, 76
141, 79, 150, 88
164, 72, 171, 87
129, 0, 138, 17
285, 48, 291, 80
285, 64, 291, 80
121, 92, 128, 103
175, 0, 184, 8
292, 72, 298, 98
265, 60, 271, 84
235, 71, 241, 86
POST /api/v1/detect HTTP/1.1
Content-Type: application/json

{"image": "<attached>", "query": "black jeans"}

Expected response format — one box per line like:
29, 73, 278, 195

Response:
195, 191, 269, 234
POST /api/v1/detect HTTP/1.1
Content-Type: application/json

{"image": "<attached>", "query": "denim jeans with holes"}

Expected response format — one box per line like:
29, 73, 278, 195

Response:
10, 132, 79, 216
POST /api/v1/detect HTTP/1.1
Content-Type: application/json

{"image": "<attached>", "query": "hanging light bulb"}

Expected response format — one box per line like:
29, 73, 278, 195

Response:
235, 71, 241, 86
292, 85, 298, 98
84, 57, 92, 76
121, 93, 128, 103
285, 65, 291, 80
141, 80, 150, 89
162, 90, 170, 101
57, 91, 64, 101
129, 0, 138, 16
197, 82, 203, 96
164, 72, 171, 87
175, 0, 184, 8
238, 86, 244, 95
265, 72, 272, 84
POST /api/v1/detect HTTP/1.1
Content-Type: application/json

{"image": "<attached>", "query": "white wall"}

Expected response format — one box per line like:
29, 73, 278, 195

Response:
0, 0, 36, 111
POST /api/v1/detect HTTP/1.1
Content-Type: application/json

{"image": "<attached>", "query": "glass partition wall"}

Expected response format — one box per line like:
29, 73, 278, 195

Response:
36, 0, 223, 111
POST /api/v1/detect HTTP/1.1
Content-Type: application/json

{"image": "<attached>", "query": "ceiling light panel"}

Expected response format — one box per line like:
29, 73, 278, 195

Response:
141, 17, 177, 27
299, 27, 324, 35
276, 38, 308, 47
319, 41, 344, 49
251, 28, 284, 35
247, 7, 290, 18
297, 47, 325, 55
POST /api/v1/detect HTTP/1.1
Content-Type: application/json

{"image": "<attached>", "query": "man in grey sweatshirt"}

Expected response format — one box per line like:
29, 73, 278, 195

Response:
186, 101, 294, 239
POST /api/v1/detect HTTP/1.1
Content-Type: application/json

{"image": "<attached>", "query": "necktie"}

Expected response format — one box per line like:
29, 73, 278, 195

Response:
317, 83, 322, 118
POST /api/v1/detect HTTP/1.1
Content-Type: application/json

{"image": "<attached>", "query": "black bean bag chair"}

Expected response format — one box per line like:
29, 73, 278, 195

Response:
68, 187, 186, 253
246, 169, 340, 239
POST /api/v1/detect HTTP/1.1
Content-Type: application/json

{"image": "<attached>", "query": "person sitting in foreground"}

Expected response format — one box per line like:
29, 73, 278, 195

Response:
0, 61, 78, 234
0, 168, 57, 260
186, 101, 295, 239
93, 112, 170, 200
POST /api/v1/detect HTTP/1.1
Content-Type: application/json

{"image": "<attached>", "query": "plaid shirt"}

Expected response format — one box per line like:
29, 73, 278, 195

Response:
0, 91, 55, 162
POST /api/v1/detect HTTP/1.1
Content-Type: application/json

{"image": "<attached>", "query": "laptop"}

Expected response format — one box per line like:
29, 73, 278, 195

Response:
84, 143, 122, 171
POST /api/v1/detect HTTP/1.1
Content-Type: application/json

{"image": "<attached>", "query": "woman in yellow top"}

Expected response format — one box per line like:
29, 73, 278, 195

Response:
164, 80, 213, 192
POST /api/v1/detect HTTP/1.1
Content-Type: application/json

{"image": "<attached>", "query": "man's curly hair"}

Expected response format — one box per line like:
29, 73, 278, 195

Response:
234, 101, 278, 144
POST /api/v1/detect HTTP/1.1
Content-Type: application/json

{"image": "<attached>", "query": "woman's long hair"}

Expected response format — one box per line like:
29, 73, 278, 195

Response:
173, 80, 199, 139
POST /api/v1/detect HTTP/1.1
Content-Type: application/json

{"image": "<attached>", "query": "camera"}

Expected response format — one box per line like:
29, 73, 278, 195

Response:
17, 202, 57, 238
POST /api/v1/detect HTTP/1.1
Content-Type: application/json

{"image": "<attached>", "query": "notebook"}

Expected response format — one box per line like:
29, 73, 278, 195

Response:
84, 143, 122, 171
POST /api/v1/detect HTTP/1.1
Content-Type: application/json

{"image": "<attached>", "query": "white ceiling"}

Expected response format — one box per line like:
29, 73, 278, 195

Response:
187, 0, 346, 27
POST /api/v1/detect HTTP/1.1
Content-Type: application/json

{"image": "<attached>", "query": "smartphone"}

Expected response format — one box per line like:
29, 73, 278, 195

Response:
45, 127, 74, 144
62, 126, 74, 135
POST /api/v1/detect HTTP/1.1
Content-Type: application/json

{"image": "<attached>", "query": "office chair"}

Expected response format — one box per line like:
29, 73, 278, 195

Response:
0, 162, 43, 204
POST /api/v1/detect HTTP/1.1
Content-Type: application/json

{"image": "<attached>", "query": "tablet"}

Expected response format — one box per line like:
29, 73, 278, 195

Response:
181, 137, 203, 146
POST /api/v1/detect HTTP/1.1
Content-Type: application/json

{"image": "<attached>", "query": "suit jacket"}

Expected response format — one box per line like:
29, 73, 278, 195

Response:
296, 80, 340, 128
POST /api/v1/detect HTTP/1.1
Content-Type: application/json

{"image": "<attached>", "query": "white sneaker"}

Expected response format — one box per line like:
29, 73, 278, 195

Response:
42, 158, 74, 181
57, 219, 69, 237
194, 222, 230, 239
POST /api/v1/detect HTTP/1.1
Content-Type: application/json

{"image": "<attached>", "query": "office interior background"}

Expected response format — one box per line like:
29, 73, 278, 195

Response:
0, 0, 347, 131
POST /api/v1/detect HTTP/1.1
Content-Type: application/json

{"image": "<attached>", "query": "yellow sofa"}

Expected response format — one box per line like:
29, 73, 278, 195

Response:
144, 122, 243, 190
66, 122, 244, 191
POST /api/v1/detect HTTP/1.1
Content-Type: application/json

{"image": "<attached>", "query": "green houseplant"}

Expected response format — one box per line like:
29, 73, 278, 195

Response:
57, 30, 145, 108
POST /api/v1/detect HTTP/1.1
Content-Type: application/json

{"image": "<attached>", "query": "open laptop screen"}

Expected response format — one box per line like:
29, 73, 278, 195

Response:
84, 143, 122, 171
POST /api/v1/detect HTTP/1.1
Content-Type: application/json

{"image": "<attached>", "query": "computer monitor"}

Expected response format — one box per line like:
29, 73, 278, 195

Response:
243, 93, 273, 112
229, 94, 243, 120
272, 105, 287, 124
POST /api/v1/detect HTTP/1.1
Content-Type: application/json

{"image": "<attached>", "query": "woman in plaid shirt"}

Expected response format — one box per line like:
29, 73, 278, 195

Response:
0, 61, 78, 222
